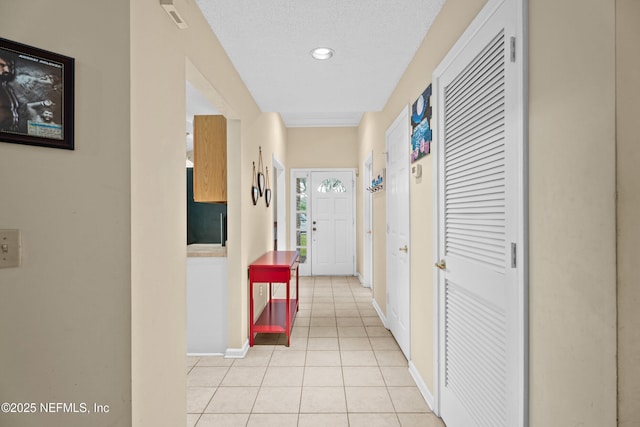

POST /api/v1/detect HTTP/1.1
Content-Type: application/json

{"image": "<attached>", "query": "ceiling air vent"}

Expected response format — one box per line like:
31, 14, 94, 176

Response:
160, 0, 188, 29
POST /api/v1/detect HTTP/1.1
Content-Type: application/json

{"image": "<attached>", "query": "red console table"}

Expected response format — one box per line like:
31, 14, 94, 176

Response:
249, 250, 299, 346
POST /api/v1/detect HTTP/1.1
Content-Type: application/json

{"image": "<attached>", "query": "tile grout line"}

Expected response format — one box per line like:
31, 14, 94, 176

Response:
189, 275, 436, 427
298, 289, 310, 418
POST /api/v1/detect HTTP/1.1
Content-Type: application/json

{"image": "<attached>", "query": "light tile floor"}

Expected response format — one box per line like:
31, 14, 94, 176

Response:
187, 276, 446, 427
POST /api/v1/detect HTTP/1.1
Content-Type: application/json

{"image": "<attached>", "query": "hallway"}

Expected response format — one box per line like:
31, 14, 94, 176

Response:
186, 276, 445, 427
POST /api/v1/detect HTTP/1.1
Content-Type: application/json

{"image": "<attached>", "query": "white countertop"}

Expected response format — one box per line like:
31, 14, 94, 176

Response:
187, 244, 227, 258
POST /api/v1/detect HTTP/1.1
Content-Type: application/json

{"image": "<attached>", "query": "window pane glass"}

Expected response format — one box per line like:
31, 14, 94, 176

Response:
296, 213, 307, 229
317, 178, 346, 193
295, 175, 308, 265
296, 194, 307, 211
296, 178, 307, 194
296, 231, 307, 247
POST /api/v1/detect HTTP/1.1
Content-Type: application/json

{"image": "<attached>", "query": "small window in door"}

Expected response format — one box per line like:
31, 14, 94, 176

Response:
295, 177, 308, 263
317, 178, 346, 193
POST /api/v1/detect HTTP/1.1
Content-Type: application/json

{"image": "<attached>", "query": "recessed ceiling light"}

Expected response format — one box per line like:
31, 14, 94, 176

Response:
311, 47, 334, 60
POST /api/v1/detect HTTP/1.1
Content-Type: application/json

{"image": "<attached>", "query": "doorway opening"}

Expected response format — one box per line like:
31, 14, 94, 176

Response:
362, 151, 374, 289
290, 168, 356, 276
272, 155, 286, 250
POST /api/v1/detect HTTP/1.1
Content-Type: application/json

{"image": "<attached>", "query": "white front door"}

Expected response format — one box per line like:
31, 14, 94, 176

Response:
386, 107, 411, 359
434, 0, 526, 426
311, 171, 355, 276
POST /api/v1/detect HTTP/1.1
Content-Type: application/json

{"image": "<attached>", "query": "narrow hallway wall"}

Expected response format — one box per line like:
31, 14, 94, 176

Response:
357, 0, 487, 397
358, 1, 620, 426
616, 0, 640, 425
285, 127, 358, 257
132, 0, 287, 423
1, 1, 132, 426
528, 0, 617, 425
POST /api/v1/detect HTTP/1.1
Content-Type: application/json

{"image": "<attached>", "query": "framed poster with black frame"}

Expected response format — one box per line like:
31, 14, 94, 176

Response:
0, 37, 74, 150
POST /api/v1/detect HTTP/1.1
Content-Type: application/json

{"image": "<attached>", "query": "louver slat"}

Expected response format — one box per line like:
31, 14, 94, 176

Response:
444, 30, 506, 274
446, 131, 503, 166
448, 153, 503, 189
445, 280, 508, 427
443, 29, 509, 427
446, 77, 504, 136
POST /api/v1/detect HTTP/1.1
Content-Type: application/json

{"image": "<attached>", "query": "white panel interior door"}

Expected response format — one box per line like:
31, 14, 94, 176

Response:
311, 171, 354, 276
434, 0, 526, 426
386, 107, 411, 359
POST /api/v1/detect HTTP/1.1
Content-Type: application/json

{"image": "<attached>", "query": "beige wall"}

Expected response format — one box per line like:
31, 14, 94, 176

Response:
528, 0, 617, 425
0, 1, 132, 426
356, 114, 384, 283
389, 0, 486, 392
1, 0, 286, 426
286, 127, 358, 253
357, 0, 486, 393
130, 1, 192, 424
242, 112, 288, 325
616, 0, 640, 425
358, 0, 622, 425
1, 1, 632, 426
358, 112, 387, 307
180, 4, 281, 346
287, 127, 358, 169
132, 6, 286, 426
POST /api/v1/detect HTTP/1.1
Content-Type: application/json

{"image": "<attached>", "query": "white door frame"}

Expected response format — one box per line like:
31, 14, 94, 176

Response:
290, 168, 357, 276
272, 155, 286, 251
431, 0, 528, 423
362, 151, 374, 288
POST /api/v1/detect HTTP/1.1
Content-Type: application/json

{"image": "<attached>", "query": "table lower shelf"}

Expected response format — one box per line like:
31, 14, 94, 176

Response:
252, 299, 298, 334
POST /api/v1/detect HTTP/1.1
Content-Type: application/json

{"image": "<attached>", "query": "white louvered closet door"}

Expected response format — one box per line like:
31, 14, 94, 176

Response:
435, 0, 525, 426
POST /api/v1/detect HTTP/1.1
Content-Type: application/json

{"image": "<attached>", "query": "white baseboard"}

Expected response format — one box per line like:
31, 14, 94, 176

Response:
372, 298, 387, 328
187, 352, 225, 357
224, 339, 249, 358
409, 361, 436, 412
357, 272, 372, 288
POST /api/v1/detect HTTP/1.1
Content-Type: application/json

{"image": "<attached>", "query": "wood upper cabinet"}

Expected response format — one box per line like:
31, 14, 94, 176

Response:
193, 115, 227, 203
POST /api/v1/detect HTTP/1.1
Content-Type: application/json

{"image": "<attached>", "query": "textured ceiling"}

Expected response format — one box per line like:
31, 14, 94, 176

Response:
194, 0, 446, 127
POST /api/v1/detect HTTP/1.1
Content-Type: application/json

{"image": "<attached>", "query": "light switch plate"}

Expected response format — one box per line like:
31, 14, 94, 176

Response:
411, 163, 422, 178
0, 229, 21, 268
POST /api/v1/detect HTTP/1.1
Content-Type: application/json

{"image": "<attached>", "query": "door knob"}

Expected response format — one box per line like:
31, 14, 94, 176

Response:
399, 245, 408, 253
435, 259, 446, 270
313, 228, 317, 231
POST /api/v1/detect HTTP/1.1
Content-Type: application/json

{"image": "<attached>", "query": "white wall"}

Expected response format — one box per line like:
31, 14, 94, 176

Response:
187, 257, 228, 353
